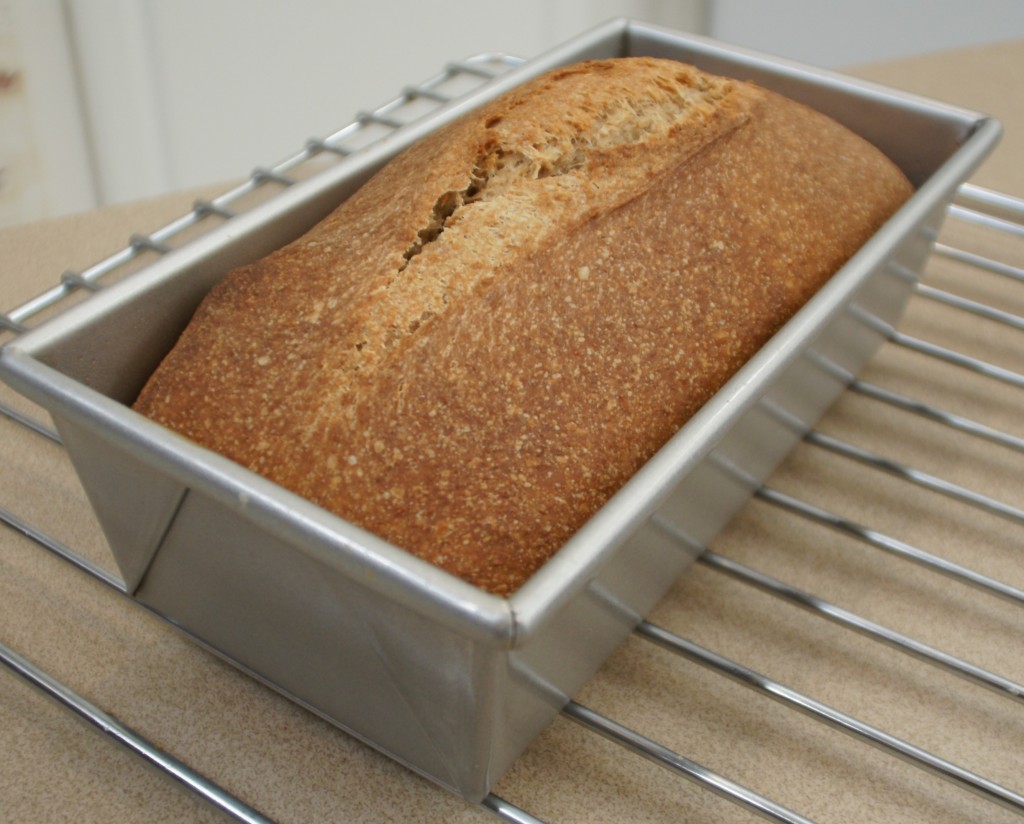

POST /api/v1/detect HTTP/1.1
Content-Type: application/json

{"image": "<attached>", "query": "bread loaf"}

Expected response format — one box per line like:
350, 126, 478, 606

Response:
134, 57, 912, 595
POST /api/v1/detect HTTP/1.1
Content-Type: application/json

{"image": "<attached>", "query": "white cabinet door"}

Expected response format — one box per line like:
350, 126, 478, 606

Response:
61, 0, 708, 208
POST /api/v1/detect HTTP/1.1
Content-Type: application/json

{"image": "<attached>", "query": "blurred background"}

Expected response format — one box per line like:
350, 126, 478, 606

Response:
3, 0, 1024, 228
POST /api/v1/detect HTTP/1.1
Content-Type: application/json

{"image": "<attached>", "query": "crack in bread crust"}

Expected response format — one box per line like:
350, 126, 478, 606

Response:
334, 63, 751, 392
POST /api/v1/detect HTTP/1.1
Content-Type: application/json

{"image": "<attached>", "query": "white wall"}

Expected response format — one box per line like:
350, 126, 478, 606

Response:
709, 0, 1024, 68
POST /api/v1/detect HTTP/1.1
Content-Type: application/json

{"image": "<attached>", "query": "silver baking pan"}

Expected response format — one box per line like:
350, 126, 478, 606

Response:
0, 19, 1000, 801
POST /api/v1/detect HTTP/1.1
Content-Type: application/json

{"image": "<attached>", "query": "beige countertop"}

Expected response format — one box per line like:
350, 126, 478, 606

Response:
1, 38, 1022, 823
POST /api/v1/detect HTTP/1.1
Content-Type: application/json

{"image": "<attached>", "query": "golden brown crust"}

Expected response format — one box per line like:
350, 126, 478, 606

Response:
134, 57, 912, 595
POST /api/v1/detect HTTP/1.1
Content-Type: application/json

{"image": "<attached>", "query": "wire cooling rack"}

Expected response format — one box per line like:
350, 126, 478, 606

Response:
1, 55, 1021, 823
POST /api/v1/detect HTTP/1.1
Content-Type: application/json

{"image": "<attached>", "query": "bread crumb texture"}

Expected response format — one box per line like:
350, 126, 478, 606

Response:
134, 57, 912, 595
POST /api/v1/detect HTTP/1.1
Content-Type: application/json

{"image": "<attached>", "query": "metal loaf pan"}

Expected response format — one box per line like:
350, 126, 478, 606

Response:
0, 19, 1000, 801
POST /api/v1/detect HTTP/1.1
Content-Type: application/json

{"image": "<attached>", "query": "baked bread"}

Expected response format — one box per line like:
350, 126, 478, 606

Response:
134, 57, 912, 595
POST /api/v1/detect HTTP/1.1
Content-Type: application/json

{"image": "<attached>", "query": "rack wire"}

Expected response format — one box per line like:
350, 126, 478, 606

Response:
1, 55, 1021, 823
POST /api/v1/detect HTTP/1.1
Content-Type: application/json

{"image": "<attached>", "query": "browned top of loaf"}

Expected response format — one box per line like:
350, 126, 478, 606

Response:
134, 57, 912, 595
